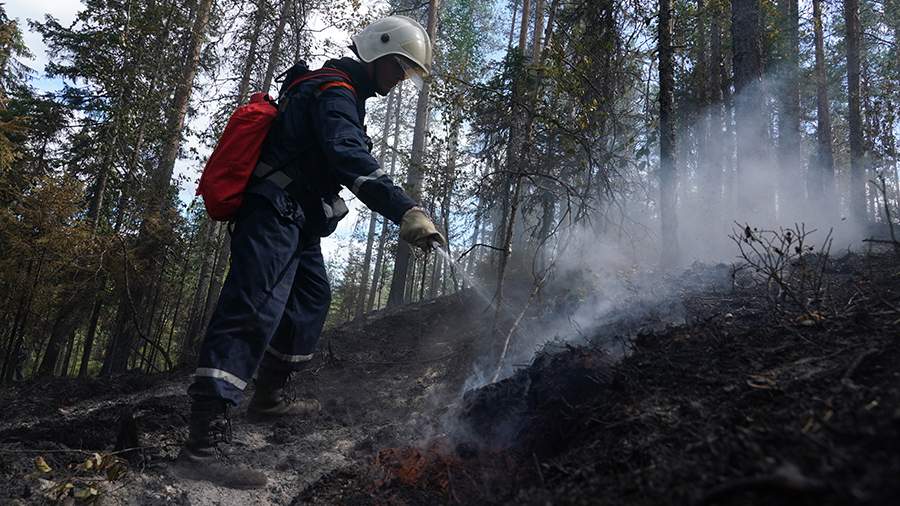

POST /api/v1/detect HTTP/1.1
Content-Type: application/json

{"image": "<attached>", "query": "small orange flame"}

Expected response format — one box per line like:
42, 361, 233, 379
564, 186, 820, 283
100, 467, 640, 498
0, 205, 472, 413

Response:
374, 439, 461, 492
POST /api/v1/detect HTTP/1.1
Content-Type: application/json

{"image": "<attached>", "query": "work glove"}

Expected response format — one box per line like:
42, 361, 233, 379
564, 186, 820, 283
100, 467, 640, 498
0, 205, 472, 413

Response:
399, 207, 445, 251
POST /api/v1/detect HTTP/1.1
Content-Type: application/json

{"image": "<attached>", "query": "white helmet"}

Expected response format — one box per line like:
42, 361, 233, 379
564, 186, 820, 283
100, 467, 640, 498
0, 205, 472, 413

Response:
351, 15, 432, 81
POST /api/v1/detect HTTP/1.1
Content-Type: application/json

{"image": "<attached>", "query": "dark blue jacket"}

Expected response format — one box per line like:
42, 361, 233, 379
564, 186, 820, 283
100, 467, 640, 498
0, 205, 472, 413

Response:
251, 57, 417, 236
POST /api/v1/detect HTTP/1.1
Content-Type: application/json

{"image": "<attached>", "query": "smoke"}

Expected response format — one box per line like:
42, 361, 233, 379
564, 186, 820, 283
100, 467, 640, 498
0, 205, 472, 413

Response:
673, 74, 870, 261
455, 73, 876, 394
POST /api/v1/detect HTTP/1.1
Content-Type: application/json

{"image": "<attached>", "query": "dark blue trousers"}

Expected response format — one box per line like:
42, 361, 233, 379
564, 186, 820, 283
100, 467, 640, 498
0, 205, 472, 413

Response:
188, 188, 330, 405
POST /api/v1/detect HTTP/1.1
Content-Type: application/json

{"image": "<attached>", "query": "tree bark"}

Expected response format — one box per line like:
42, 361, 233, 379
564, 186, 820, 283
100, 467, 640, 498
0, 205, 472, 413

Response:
368, 84, 406, 312
659, 0, 679, 266
78, 294, 104, 377
439, 113, 460, 293
262, 0, 292, 93
810, 0, 835, 209
845, 0, 866, 224
776, 0, 801, 218
731, 0, 770, 221
200, 224, 228, 341
357, 88, 396, 317
388, 0, 441, 307
239, 0, 266, 103
708, 0, 724, 217
181, 219, 215, 366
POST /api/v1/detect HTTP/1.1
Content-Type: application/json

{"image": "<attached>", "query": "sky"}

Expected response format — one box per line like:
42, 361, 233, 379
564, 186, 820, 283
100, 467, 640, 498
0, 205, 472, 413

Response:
6, 0, 387, 263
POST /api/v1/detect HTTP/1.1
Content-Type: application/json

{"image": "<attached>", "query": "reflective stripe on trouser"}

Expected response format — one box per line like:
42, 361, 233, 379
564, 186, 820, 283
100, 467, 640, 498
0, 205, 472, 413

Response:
188, 194, 331, 405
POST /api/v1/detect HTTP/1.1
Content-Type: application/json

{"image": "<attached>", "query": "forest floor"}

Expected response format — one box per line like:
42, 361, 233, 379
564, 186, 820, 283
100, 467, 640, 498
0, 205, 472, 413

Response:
0, 248, 898, 505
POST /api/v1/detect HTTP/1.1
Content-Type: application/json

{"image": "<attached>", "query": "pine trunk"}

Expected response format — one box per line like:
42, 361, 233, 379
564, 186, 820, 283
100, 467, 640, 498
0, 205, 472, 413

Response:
811, 0, 835, 208
776, 0, 801, 218
708, 0, 724, 217
262, 0, 292, 94
845, 0, 866, 224
357, 88, 396, 317
105, 0, 214, 374
659, 0, 678, 266
388, 0, 441, 307
200, 224, 229, 342
181, 219, 215, 366
731, 0, 770, 220
78, 294, 104, 377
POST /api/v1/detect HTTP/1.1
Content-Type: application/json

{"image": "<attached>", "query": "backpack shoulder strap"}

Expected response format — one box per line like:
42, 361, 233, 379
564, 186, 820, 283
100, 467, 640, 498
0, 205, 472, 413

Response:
316, 80, 356, 97
278, 67, 355, 102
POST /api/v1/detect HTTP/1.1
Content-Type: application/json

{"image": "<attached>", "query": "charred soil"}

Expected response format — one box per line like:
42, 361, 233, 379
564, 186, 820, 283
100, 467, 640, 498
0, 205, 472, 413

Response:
1, 252, 898, 506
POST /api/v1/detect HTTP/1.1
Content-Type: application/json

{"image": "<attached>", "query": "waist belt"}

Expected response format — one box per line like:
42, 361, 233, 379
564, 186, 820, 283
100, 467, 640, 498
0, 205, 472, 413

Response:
254, 161, 293, 189
253, 161, 349, 226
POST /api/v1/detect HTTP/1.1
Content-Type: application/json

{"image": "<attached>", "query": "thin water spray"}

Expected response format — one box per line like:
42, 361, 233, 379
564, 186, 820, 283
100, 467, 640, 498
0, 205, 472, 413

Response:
431, 240, 494, 308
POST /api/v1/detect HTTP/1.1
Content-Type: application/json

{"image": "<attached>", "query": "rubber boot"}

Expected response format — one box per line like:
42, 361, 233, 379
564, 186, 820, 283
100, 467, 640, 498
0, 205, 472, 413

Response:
247, 367, 321, 419
174, 397, 267, 489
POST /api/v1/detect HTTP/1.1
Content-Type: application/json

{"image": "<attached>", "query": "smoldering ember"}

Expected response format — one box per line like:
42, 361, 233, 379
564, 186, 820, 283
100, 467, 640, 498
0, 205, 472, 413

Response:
1, 0, 899, 504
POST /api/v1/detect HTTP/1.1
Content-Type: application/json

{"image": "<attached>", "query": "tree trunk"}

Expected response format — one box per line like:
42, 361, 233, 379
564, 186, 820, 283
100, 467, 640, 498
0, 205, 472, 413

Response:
467, 199, 483, 276
2, 251, 44, 382
181, 219, 215, 366
776, 0, 801, 218
1, 291, 30, 381
731, 0, 770, 221
139, 255, 167, 372
388, 0, 441, 307
492, 0, 544, 344
239, 0, 266, 103
696, 0, 711, 210
439, 116, 459, 293
78, 293, 104, 377
200, 224, 229, 340
262, 0, 292, 93
507, 0, 520, 48
845, 0, 866, 224
659, 0, 679, 266
105, 0, 215, 374
810, 0, 835, 209
60, 324, 77, 376
708, 0, 724, 218
37, 288, 85, 377
357, 88, 396, 317
162, 226, 196, 368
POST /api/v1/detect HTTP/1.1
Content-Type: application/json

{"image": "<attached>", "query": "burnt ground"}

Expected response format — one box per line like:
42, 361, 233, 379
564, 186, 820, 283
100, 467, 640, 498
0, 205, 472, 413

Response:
1, 250, 898, 505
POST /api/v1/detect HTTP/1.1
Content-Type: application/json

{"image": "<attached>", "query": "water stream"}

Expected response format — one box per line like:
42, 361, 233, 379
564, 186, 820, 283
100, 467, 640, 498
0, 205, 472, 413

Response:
431, 242, 495, 309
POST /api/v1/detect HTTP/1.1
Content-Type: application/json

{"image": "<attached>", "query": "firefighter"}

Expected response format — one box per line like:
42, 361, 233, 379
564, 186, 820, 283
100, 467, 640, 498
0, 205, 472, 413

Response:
175, 15, 444, 488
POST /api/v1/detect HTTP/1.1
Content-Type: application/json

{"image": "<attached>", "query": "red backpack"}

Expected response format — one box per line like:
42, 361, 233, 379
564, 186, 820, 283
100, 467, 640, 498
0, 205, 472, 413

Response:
196, 66, 354, 221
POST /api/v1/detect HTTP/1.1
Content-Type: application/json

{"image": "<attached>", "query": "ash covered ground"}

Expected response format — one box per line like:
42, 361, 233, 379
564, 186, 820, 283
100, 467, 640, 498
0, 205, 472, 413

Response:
1, 250, 898, 505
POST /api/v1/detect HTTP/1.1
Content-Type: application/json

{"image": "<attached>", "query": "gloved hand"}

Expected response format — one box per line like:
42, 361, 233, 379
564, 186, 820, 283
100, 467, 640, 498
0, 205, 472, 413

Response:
399, 207, 445, 251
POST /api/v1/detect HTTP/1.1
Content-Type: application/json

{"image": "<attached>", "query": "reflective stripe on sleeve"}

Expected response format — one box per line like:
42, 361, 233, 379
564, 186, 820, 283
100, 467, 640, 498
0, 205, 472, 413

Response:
266, 345, 314, 363
195, 367, 248, 390
351, 169, 386, 194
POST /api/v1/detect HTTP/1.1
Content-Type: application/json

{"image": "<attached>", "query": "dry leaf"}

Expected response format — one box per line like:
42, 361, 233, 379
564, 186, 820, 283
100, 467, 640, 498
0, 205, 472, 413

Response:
72, 486, 99, 499
34, 456, 52, 473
